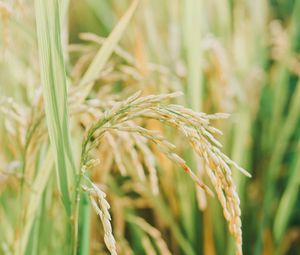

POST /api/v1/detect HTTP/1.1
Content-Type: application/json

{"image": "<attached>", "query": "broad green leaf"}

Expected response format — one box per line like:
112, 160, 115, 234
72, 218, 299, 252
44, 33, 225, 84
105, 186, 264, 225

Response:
35, 0, 76, 216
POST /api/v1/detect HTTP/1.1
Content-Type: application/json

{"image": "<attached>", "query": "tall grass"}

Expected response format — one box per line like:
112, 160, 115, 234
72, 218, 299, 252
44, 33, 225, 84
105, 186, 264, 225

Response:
1, 0, 300, 255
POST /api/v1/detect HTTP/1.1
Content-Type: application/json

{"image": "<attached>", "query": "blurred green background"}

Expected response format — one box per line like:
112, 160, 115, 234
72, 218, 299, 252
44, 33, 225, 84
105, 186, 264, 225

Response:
1, 0, 300, 254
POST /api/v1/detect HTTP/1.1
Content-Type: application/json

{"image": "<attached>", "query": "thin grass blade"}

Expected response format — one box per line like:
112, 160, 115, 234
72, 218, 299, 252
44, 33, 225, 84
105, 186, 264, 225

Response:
76, 0, 139, 102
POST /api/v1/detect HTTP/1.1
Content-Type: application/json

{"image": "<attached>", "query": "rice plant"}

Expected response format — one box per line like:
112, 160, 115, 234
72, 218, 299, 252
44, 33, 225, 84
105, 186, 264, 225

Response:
1, 0, 300, 255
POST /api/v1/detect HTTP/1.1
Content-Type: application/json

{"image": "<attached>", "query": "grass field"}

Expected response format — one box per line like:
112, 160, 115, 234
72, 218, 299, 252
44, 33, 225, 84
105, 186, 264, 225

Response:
1, 0, 300, 254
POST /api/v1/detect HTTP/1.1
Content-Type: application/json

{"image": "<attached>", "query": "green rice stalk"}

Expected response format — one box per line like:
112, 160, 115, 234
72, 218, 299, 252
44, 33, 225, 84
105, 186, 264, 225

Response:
273, 138, 300, 242
15, 148, 54, 254
269, 0, 300, 142
183, 0, 203, 111
180, 0, 204, 245
256, 78, 300, 254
